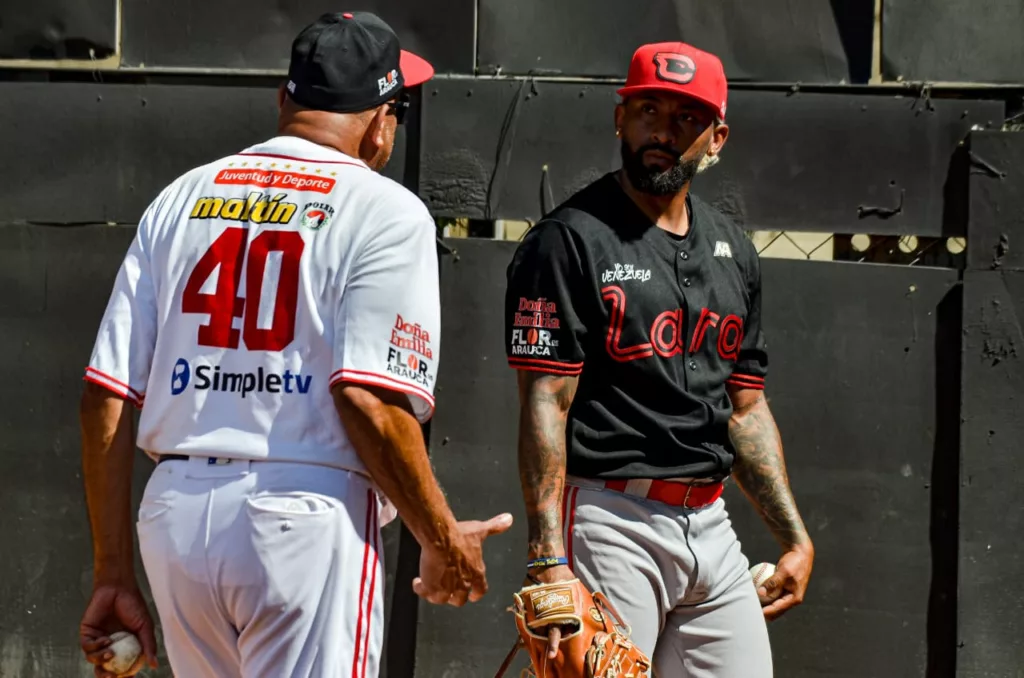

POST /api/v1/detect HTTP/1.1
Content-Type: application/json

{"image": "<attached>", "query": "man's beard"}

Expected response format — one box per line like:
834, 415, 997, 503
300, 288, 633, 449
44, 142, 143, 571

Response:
620, 141, 701, 196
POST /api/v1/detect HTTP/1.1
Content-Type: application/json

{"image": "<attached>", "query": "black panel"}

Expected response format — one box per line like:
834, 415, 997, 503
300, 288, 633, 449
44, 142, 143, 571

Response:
882, 0, 1024, 84
416, 238, 533, 677
959, 270, 1024, 677
478, 0, 874, 83
0, 0, 115, 59
725, 259, 959, 678
121, 1, 473, 74
0, 82, 410, 224
420, 81, 1001, 235
967, 131, 1024, 271
419, 239, 959, 677
0, 224, 176, 677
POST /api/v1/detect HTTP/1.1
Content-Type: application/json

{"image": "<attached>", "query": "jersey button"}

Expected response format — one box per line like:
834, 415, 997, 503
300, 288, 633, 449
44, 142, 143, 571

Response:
680, 251, 689, 260
688, 360, 697, 370
683, 278, 691, 287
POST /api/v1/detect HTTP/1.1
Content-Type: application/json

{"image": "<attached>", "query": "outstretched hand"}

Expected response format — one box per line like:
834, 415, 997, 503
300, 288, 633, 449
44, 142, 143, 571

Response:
413, 512, 514, 607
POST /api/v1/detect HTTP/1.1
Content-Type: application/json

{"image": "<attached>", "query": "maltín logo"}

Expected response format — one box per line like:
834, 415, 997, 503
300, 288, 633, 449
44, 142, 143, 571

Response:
170, 358, 312, 398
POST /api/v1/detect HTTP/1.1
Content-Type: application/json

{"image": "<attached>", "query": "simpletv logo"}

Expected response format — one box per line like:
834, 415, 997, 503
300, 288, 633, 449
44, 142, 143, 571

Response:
170, 358, 311, 398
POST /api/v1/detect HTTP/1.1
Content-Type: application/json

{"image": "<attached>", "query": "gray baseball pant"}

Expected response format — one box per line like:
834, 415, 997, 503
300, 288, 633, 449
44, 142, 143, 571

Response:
563, 476, 773, 677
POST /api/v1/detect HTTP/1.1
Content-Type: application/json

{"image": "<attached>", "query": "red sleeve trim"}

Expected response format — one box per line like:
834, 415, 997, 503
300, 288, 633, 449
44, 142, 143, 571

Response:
329, 369, 436, 409
508, 357, 583, 370
507, 357, 583, 376
726, 374, 766, 390
83, 368, 145, 406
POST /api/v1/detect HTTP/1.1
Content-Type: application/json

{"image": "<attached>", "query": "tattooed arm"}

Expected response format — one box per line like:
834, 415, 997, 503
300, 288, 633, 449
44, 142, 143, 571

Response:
728, 385, 814, 619
517, 370, 579, 563
516, 369, 580, 656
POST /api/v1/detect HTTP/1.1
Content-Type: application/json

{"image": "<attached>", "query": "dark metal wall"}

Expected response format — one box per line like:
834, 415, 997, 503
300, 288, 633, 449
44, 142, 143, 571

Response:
420, 80, 1001, 233
1, 0, 1023, 676
0, 225, 155, 677
120, 0, 474, 73
957, 131, 1024, 677
476, 0, 875, 83
882, 0, 1024, 85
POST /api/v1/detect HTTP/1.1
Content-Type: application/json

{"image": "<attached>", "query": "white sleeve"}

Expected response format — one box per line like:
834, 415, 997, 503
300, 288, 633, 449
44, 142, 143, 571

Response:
329, 202, 440, 423
84, 211, 159, 407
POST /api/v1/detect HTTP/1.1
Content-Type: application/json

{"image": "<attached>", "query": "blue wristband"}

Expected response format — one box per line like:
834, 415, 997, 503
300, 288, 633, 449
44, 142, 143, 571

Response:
527, 556, 569, 569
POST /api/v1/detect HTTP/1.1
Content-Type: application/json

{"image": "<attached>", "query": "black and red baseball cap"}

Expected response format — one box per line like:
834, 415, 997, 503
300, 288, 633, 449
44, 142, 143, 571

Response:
286, 11, 435, 114
617, 42, 728, 121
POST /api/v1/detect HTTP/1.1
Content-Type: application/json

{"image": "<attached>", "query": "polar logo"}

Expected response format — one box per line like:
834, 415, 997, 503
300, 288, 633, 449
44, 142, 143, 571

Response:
171, 358, 191, 395
653, 52, 697, 85
300, 202, 335, 230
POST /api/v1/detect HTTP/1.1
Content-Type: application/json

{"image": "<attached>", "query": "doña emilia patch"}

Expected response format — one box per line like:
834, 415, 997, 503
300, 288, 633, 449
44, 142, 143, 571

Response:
300, 202, 335, 230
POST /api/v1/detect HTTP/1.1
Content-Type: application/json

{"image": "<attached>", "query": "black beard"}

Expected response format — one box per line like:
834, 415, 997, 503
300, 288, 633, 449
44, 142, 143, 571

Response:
620, 141, 701, 196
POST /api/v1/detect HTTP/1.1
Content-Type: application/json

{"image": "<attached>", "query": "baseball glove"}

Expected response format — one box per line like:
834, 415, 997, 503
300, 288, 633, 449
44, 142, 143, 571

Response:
494, 578, 651, 678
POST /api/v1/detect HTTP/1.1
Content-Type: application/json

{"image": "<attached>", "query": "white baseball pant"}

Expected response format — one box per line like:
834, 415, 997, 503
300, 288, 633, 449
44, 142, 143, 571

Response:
563, 476, 773, 677
137, 456, 389, 678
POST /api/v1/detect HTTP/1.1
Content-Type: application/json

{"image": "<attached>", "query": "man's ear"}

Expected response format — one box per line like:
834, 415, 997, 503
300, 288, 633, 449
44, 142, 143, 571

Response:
708, 122, 729, 157
277, 83, 288, 110
357, 104, 390, 161
614, 103, 625, 137
366, 105, 390, 147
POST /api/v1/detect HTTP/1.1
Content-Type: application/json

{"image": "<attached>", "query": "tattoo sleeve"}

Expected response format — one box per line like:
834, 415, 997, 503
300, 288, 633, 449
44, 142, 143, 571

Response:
728, 389, 812, 551
516, 371, 579, 559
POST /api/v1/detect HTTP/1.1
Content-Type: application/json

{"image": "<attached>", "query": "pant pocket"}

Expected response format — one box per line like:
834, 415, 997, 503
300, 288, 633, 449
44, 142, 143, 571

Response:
137, 465, 177, 526
243, 492, 345, 610
137, 499, 174, 525
246, 491, 337, 517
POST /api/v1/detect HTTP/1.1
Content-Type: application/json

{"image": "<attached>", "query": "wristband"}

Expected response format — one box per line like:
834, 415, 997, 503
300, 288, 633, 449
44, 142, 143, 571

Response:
527, 556, 569, 569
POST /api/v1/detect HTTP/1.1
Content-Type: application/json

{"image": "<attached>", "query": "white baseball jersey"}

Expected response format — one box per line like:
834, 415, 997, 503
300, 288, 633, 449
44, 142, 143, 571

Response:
85, 136, 440, 472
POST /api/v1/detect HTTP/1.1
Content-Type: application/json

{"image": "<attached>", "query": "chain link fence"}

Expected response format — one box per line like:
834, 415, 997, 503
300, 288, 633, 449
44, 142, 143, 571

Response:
438, 218, 968, 269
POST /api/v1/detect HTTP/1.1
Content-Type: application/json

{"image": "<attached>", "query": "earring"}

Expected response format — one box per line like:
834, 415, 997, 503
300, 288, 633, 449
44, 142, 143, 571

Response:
615, 128, 621, 137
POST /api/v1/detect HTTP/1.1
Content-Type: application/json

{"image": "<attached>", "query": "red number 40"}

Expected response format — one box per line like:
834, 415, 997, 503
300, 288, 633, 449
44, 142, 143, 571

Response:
182, 227, 304, 351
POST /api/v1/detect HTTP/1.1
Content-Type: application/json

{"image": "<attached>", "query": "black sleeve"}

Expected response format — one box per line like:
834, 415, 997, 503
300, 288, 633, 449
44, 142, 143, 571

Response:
726, 247, 769, 390
504, 220, 588, 376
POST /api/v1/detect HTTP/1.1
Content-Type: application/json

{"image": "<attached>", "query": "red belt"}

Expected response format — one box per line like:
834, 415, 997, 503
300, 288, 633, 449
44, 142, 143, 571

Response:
603, 479, 724, 509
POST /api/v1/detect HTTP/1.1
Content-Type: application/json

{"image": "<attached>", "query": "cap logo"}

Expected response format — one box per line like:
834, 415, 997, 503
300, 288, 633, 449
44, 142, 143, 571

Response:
653, 52, 697, 85
378, 69, 400, 96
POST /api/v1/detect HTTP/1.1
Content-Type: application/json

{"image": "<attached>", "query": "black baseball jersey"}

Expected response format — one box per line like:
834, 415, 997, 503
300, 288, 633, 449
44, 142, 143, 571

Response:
504, 172, 768, 481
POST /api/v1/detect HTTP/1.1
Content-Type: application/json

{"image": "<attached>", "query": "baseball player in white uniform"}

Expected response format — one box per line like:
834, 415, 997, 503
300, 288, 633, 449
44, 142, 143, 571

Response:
77, 12, 512, 678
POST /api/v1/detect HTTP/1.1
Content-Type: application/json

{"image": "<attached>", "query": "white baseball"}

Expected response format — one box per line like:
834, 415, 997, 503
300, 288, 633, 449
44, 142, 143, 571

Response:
749, 562, 778, 605
101, 631, 143, 676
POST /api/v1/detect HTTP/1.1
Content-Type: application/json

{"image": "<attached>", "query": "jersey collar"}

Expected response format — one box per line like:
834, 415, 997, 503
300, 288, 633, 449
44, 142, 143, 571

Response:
607, 173, 707, 259
240, 135, 371, 169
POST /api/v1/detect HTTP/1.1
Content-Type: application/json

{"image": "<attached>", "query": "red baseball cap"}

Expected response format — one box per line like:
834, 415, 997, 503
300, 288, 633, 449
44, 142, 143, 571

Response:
617, 42, 728, 121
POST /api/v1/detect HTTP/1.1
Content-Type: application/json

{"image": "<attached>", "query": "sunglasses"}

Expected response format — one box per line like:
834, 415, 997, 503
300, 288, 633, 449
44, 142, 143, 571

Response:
386, 93, 411, 125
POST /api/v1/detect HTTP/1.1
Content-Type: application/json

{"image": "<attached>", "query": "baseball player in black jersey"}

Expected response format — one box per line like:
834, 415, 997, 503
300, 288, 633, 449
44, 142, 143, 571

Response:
504, 41, 814, 676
